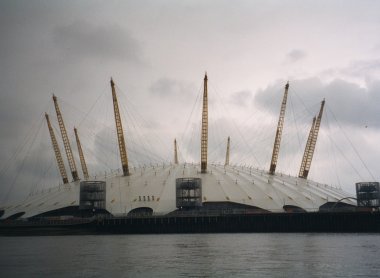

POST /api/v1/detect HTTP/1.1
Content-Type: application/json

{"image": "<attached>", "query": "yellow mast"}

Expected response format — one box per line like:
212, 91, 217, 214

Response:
174, 139, 179, 165
45, 113, 68, 184
299, 117, 316, 178
225, 136, 230, 166
110, 78, 130, 176
269, 82, 289, 175
52, 95, 79, 181
74, 127, 89, 180
299, 99, 325, 179
201, 73, 208, 173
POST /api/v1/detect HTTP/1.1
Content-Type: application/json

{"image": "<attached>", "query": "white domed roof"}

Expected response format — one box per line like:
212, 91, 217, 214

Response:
1, 163, 355, 219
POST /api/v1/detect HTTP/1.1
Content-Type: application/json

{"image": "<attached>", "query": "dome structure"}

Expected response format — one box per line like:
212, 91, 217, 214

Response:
0, 162, 355, 219
0, 74, 357, 220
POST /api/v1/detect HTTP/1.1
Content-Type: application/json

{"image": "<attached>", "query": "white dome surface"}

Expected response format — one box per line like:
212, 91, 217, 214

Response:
1, 163, 355, 219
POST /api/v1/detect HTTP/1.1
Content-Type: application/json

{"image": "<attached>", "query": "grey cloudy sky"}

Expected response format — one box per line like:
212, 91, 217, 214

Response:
1, 0, 380, 201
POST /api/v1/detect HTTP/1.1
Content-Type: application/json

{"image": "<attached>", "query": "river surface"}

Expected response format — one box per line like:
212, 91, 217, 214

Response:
1, 234, 379, 277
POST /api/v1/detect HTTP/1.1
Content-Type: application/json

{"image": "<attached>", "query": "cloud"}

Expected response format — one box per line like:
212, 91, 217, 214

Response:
286, 49, 307, 63
0, 95, 33, 142
341, 59, 380, 77
52, 21, 143, 63
149, 78, 196, 99
229, 90, 252, 107
255, 77, 380, 128
0, 138, 64, 202
373, 43, 380, 51
318, 58, 380, 85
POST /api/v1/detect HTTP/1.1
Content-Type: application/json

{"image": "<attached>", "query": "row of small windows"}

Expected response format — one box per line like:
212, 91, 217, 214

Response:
138, 196, 155, 202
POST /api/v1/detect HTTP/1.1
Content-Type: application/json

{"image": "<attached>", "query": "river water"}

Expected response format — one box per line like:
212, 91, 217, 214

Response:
1, 234, 379, 277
